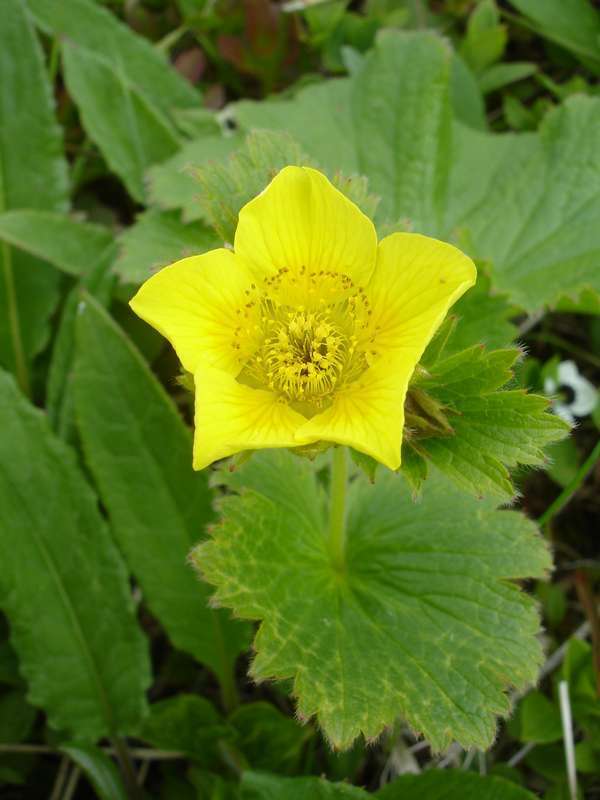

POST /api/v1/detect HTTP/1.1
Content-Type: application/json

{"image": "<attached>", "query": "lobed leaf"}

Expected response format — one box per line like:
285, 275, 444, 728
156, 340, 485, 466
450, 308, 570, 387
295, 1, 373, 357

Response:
0, 369, 150, 740
447, 98, 600, 310
411, 345, 569, 499
194, 450, 550, 751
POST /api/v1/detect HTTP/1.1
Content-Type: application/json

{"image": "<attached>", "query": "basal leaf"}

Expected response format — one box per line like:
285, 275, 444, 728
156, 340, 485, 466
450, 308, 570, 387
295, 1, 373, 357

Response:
234, 31, 451, 231
26, 0, 200, 119
194, 450, 550, 751
61, 41, 181, 202
234, 79, 357, 176
136, 695, 230, 765
230, 702, 311, 774
0, 369, 150, 740
507, 0, 600, 70
0, 0, 69, 386
0, 211, 113, 277
377, 769, 538, 799
114, 209, 219, 285
60, 744, 128, 800
242, 772, 368, 800
352, 30, 452, 230
73, 296, 250, 699
242, 769, 538, 800
448, 98, 600, 310
46, 246, 117, 441
27, 0, 200, 200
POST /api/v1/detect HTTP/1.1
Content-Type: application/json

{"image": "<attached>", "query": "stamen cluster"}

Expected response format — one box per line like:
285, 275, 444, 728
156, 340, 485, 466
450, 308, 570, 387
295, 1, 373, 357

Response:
234, 267, 373, 409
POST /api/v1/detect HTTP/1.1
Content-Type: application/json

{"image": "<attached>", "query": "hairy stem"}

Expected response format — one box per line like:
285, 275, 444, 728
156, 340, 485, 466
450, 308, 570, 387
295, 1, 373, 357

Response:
329, 446, 348, 571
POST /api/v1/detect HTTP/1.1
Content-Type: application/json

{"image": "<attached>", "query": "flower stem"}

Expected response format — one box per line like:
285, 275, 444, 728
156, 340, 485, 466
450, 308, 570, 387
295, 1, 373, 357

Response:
538, 438, 600, 529
329, 446, 348, 571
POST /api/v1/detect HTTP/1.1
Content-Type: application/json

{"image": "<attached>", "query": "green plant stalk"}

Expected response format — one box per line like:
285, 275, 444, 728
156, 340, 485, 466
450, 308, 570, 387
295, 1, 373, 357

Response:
329, 446, 348, 571
539, 438, 600, 528
1, 239, 30, 396
0, 162, 30, 396
111, 737, 142, 800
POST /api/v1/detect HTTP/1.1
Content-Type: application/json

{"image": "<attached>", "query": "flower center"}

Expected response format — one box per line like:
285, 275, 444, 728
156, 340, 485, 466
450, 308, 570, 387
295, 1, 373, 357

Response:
264, 310, 347, 400
234, 267, 373, 409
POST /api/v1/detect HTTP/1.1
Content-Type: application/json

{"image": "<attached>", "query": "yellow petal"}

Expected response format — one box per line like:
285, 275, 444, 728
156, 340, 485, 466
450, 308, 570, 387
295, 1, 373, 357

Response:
193, 366, 309, 470
129, 249, 255, 376
294, 358, 411, 470
365, 232, 477, 357
234, 166, 377, 287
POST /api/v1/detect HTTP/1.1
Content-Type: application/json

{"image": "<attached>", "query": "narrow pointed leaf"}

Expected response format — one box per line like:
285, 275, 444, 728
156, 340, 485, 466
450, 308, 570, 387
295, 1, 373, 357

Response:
73, 296, 250, 692
377, 769, 538, 799
60, 744, 128, 800
0, 211, 113, 277
0, 0, 68, 382
0, 369, 150, 740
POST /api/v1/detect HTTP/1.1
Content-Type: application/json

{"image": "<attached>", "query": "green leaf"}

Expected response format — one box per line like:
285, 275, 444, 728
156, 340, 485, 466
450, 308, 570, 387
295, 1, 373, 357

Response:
512, 690, 563, 744
242, 769, 539, 799
26, 0, 203, 201
26, 0, 200, 119
376, 769, 538, 799
114, 209, 219, 285
351, 31, 451, 230
416, 346, 569, 499
242, 772, 368, 800
195, 130, 316, 243
147, 133, 242, 222
448, 97, 600, 310
193, 450, 550, 751
46, 247, 117, 441
230, 702, 311, 774
0, 211, 113, 277
60, 743, 128, 800
0, 691, 36, 743
73, 295, 250, 698
0, 0, 69, 388
444, 274, 517, 355
234, 79, 357, 177
507, 0, 600, 70
137, 695, 230, 765
461, 0, 507, 73
0, 368, 150, 740
61, 41, 182, 202
450, 55, 487, 131
478, 62, 538, 94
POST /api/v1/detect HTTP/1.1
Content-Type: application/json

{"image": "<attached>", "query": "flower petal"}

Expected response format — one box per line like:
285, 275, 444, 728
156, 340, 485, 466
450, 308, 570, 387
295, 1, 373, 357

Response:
365, 233, 476, 358
129, 249, 255, 376
193, 366, 308, 470
294, 357, 412, 470
234, 166, 378, 287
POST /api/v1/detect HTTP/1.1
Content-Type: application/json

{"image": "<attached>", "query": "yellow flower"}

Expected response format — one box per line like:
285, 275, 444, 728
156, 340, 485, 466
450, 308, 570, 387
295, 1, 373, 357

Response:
130, 167, 476, 471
